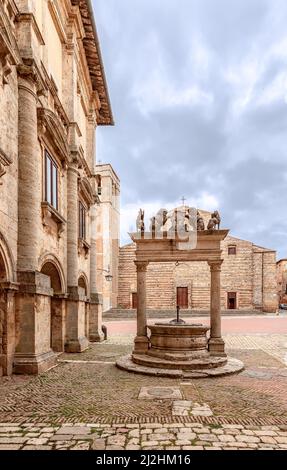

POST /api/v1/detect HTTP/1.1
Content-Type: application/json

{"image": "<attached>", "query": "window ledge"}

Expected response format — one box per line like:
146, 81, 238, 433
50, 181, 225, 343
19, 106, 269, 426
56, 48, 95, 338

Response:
41, 202, 66, 238
78, 238, 90, 259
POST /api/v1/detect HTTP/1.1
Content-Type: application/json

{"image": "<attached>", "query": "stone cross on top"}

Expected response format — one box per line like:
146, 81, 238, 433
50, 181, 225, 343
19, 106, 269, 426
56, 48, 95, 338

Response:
181, 196, 187, 206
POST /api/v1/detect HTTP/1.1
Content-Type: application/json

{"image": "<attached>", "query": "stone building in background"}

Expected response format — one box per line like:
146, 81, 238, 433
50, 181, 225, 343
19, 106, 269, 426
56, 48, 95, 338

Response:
277, 259, 287, 304
0, 0, 119, 376
118, 208, 278, 313
95, 164, 120, 313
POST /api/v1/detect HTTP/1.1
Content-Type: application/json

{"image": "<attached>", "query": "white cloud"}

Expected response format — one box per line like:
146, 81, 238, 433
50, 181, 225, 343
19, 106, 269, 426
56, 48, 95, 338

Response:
95, 0, 287, 258
131, 71, 213, 116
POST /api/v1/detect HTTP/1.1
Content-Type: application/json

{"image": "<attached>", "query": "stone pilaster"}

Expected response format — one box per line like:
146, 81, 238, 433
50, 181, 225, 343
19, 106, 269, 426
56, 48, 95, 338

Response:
208, 260, 226, 357
14, 272, 57, 374
89, 293, 104, 342
51, 295, 67, 352
0, 282, 18, 376
65, 287, 89, 353
133, 261, 149, 353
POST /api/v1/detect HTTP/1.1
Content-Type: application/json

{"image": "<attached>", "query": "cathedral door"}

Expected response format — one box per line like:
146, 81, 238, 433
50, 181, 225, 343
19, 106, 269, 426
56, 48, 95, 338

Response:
227, 292, 237, 309
132, 292, 138, 309
177, 287, 188, 309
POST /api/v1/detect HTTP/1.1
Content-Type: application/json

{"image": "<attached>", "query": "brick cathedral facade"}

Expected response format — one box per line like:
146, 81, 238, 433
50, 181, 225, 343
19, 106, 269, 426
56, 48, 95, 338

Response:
118, 210, 278, 313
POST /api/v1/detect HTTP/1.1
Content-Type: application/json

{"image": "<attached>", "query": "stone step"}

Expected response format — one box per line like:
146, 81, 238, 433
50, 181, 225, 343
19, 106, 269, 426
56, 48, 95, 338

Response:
132, 353, 227, 371
103, 308, 264, 320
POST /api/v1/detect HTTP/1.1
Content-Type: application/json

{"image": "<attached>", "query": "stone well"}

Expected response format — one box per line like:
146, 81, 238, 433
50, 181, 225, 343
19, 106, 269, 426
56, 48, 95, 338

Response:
116, 230, 244, 379
116, 322, 244, 378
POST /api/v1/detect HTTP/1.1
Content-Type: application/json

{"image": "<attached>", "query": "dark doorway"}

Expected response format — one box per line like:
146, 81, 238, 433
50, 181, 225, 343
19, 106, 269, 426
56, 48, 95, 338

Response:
177, 287, 188, 309
227, 292, 237, 310
41, 262, 63, 351
132, 292, 138, 309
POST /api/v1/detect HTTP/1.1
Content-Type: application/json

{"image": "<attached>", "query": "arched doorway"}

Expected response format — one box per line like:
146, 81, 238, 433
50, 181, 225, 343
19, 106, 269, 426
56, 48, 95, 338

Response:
41, 261, 65, 352
78, 275, 88, 296
0, 234, 17, 376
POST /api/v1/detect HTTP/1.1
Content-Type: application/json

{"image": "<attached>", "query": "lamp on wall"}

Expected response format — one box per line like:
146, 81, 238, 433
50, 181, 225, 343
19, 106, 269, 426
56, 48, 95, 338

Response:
98, 265, 113, 282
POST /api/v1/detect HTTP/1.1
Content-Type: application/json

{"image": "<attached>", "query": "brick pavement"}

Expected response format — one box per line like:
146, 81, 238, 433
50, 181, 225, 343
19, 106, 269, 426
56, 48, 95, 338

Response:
0, 333, 286, 450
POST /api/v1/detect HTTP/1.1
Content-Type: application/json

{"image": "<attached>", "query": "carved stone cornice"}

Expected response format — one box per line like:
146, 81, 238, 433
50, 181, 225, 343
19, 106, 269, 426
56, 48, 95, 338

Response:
0, 147, 12, 184
37, 107, 69, 165
0, 1, 21, 84
71, 0, 114, 125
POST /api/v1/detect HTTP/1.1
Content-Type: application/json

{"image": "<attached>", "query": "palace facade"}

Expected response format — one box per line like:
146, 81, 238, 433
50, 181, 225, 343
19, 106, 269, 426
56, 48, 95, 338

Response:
0, 0, 119, 376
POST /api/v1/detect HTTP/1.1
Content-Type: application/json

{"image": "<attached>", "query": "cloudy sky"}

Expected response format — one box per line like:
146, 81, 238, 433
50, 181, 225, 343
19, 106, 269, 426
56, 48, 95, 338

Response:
94, 0, 287, 257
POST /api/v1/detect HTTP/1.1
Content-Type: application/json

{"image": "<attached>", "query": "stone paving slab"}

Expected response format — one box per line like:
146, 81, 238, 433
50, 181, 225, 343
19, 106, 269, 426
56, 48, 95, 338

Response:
0, 422, 286, 450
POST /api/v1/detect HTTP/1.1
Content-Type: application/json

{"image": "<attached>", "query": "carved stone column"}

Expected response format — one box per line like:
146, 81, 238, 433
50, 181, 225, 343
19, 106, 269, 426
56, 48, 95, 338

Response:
133, 261, 149, 354
208, 260, 226, 357
17, 70, 40, 271
65, 159, 89, 353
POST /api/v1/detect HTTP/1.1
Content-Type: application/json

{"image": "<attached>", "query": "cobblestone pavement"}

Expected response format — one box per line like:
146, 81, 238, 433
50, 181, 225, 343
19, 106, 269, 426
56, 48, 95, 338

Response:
0, 422, 287, 450
0, 332, 287, 450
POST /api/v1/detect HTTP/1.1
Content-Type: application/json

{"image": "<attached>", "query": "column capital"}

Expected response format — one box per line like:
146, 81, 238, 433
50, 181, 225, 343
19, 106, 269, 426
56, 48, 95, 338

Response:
17, 59, 46, 96
67, 162, 80, 175
134, 261, 149, 272
0, 281, 19, 292
208, 260, 223, 272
